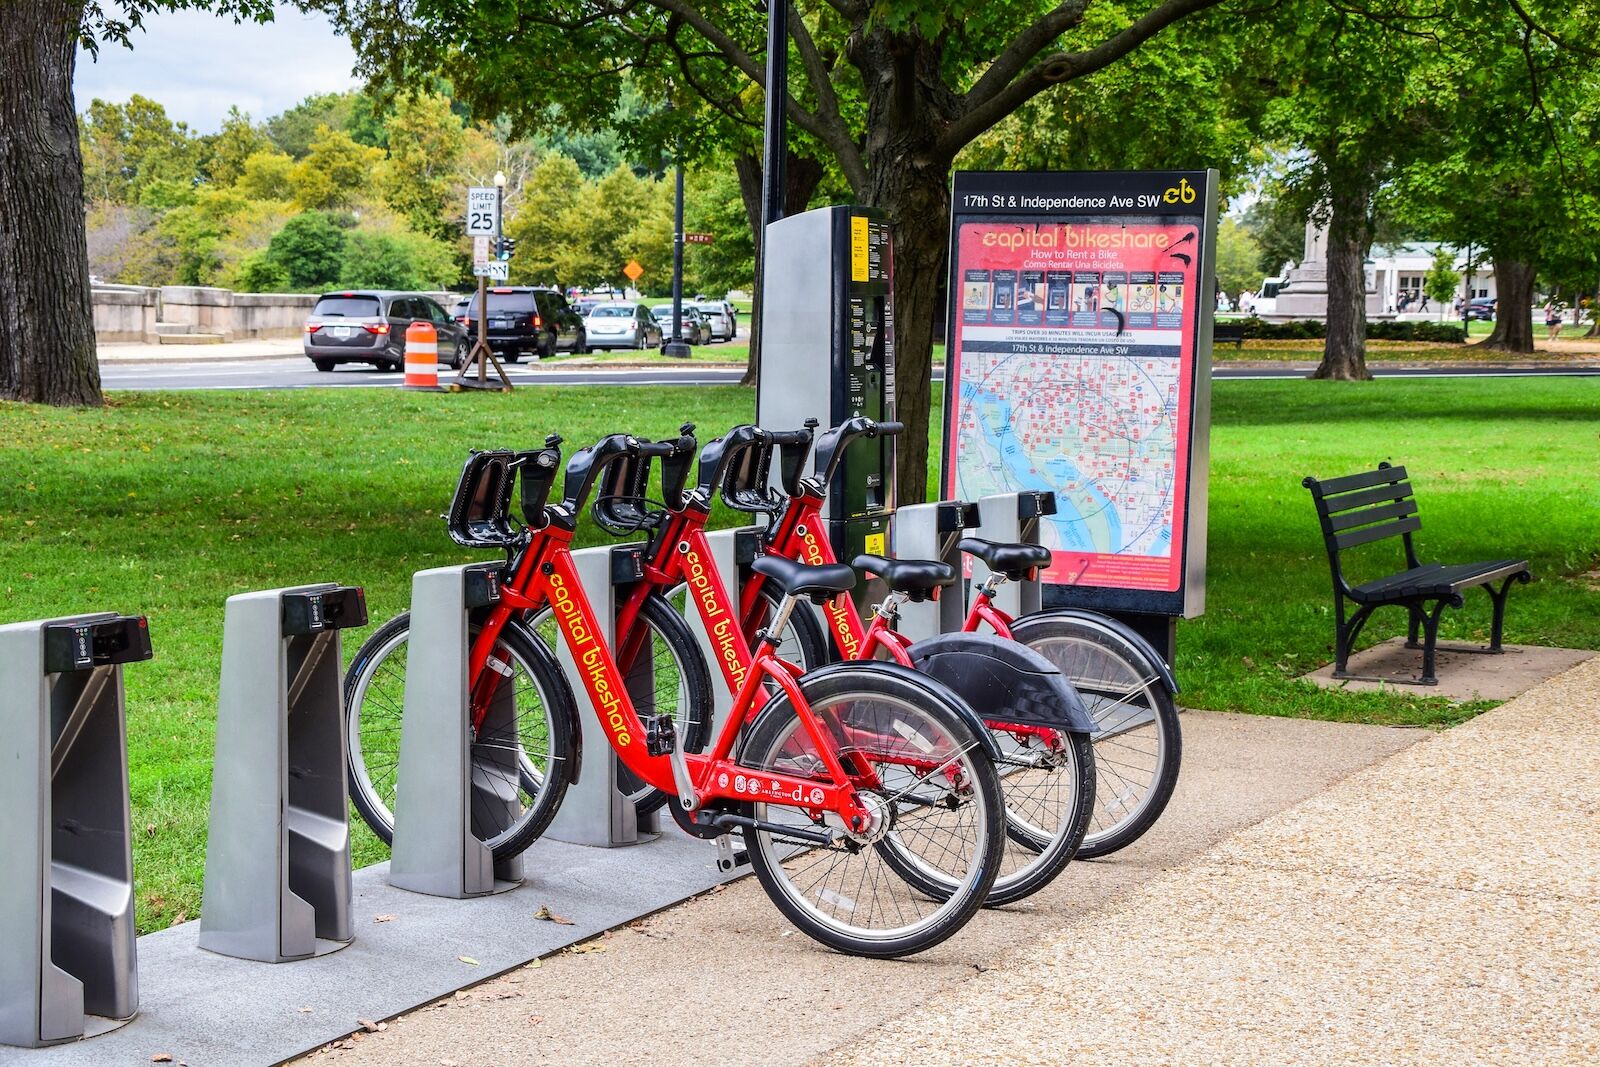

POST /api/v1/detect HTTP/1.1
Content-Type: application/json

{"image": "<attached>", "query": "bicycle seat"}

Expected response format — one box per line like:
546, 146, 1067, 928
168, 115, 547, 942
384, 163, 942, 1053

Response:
851, 554, 955, 602
958, 537, 1051, 581
750, 555, 857, 604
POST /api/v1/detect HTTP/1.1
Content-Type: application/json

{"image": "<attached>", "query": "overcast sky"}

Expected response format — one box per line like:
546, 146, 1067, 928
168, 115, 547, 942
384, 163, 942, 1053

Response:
74, 4, 361, 133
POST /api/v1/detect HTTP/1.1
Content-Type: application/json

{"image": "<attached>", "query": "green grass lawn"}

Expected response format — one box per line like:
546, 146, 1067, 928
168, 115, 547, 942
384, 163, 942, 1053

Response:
2, 376, 1596, 930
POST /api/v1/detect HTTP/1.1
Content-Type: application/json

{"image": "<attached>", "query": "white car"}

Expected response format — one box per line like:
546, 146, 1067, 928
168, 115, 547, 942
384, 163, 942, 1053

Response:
584, 303, 664, 351
691, 301, 736, 342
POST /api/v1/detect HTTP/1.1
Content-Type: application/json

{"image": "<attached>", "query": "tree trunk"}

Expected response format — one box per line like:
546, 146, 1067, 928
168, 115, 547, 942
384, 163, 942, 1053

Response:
1477, 259, 1535, 352
735, 150, 824, 387
1312, 174, 1374, 381
0, 0, 102, 405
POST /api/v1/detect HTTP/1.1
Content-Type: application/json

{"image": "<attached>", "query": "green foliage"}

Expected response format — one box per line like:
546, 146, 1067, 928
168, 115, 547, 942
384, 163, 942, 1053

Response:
1230, 317, 1466, 343
1215, 218, 1264, 298
684, 164, 755, 296
289, 125, 384, 211
234, 149, 295, 200
1424, 247, 1460, 309
338, 229, 457, 290
263, 211, 348, 291
201, 107, 273, 186
1242, 192, 1306, 279
378, 92, 467, 240
79, 94, 201, 204
265, 91, 360, 158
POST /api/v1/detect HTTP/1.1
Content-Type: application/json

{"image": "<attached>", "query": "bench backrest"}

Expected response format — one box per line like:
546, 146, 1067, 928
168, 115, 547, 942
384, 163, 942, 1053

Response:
1302, 462, 1422, 588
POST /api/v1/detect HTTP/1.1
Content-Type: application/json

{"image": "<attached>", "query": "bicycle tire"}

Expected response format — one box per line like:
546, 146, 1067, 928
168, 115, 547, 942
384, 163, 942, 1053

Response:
1009, 612, 1182, 858
739, 664, 1004, 958
528, 592, 714, 818
343, 612, 575, 860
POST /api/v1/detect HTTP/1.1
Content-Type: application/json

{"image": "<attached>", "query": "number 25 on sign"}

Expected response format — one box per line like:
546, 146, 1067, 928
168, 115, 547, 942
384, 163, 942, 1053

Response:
466, 188, 499, 237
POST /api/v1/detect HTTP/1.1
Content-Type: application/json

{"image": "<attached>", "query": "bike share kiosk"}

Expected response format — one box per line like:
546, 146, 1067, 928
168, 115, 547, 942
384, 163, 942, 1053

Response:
200, 584, 366, 962
0, 613, 150, 1047
758, 205, 897, 585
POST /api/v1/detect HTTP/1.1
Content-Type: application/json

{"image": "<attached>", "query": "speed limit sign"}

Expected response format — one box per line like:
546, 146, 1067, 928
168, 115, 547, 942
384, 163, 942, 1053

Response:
466, 187, 499, 236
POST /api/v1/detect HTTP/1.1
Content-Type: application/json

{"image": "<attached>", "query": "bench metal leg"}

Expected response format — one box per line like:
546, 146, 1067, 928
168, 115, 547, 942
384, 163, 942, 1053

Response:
1486, 571, 1531, 652
1405, 606, 1425, 650
1418, 600, 1452, 685
1332, 601, 1376, 678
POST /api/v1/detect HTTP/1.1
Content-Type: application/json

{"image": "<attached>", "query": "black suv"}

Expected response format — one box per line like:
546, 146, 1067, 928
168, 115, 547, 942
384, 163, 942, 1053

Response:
304, 291, 470, 372
452, 287, 587, 361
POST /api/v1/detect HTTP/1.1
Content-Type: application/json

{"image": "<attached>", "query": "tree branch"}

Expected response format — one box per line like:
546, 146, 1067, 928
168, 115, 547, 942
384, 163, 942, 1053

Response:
939, 0, 1225, 156
961, 1, 1090, 113
786, 2, 868, 193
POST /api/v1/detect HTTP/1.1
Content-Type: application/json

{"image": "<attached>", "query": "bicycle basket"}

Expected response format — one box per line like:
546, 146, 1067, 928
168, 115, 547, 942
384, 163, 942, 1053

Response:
590, 446, 657, 535
446, 449, 521, 547
719, 434, 783, 516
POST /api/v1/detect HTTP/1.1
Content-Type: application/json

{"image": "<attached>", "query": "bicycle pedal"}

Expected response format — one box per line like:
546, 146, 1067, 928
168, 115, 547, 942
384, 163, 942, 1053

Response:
643, 713, 678, 757
715, 832, 750, 874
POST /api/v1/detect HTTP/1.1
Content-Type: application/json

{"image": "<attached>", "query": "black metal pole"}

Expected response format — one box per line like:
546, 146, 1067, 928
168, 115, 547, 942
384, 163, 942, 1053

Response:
665, 156, 691, 358
760, 0, 788, 231
1462, 243, 1473, 339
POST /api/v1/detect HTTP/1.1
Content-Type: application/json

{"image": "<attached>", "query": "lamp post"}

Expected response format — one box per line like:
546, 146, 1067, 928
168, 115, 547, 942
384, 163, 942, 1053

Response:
665, 156, 691, 358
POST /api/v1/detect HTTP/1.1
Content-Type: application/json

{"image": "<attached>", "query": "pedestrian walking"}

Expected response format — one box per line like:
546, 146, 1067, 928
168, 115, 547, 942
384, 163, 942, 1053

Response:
1544, 300, 1564, 340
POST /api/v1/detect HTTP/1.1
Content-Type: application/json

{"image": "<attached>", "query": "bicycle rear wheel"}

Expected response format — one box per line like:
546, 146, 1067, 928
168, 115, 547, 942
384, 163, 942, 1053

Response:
343, 613, 574, 860
1009, 612, 1181, 857
739, 665, 1004, 958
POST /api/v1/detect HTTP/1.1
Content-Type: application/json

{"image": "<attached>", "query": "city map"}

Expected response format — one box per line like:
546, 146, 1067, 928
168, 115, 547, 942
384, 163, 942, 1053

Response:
943, 217, 1201, 594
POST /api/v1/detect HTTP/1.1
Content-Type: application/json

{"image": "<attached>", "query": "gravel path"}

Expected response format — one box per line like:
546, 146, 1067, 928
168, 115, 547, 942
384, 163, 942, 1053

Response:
826, 656, 1600, 1066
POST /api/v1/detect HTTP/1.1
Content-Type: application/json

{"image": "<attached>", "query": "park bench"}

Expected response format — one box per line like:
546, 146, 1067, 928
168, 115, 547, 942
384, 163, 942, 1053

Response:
1302, 462, 1531, 685
1212, 322, 1246, 349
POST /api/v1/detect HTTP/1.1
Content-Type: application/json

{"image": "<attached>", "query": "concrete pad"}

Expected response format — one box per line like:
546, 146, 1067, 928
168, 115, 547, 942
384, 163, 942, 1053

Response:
1213, 654, 1600, 903
1304, 637, 1595, 701
826, 658, 1600, 1067
289, 710, 1422, 1067
9, 833, 729, 1067
829, 865, 1600, 1067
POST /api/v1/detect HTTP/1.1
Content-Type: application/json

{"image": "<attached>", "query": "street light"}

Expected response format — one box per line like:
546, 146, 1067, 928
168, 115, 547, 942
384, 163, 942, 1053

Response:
493, 170, 507, 260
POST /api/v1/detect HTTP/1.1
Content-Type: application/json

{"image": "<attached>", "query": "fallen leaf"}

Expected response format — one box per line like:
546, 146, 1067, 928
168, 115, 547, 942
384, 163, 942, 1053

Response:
297, 1007, 313, 1014
373, 914, 397, 924
454, 992, 470, 1001
458, 955, 479, 966
358, 1019, 381, 1033
566, 942, 606, 954
532, 905, 574, 926
171, 911, 187, 926
525, 958, 542, 969
1242, 655, 1256, 668
528, 1015, 544, 1026
152, 1056, 173, 1064
145, 824, 157, 837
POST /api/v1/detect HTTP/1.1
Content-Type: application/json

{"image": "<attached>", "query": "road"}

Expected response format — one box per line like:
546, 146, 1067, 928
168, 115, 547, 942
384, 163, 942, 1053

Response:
100, 356, 1600, 390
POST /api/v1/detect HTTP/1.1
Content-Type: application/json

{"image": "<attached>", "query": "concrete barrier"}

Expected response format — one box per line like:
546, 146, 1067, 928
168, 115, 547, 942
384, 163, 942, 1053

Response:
91, 287, 318, 344
90, 286, 159, 343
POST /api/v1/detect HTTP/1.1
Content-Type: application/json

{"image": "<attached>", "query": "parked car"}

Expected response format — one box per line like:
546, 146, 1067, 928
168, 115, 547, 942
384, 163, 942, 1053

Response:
584, 302, 664, 351
1467, 297, 1497, 321
304, 290, 470, 372
451, 287, 587, 361
651, 304, 712, 345
690, 301, 736, 342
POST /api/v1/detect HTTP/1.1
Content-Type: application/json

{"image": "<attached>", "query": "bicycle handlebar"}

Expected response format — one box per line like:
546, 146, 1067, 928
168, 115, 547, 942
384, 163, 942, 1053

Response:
811, 417, 899, 490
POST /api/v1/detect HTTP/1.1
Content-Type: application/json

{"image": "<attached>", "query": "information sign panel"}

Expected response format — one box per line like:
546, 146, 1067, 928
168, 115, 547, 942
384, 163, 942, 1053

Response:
465, 188, 499, 237
474, 261, 509, 280
941, 170, 1217, 618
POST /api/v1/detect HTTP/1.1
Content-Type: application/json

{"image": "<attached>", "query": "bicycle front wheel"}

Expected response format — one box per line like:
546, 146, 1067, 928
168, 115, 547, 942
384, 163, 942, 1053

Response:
1009, 612, 1181, 857
740, 665, 1004, 958
343, 613, 574, 860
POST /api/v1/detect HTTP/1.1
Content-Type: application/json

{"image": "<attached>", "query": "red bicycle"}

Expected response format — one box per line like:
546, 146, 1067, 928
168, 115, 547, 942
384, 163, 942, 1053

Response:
578, 422, 1097, 905
345, 433, 1007, 957
736, 417, 1183, 858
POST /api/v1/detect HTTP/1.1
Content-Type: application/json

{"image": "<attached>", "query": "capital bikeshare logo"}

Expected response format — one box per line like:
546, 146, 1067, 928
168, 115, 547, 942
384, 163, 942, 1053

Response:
798, 530, 858, 658
1163, 177, 1197, 204
682, 543, 746, 688
546, 570, 632, 747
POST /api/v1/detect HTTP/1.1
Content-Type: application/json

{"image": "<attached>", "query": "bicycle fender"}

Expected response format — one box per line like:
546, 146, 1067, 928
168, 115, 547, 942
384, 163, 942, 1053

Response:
744, 660, 1003, 764
1017, 608, 1180, 695
907, 632, 1096, 736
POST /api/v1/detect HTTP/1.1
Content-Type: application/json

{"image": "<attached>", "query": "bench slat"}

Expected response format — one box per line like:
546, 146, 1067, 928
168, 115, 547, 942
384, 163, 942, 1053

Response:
1320, 481, 1415, 514
1333, 515, 1421, 550
1327, 499, 1419, 532
1313, 465, 1408, 497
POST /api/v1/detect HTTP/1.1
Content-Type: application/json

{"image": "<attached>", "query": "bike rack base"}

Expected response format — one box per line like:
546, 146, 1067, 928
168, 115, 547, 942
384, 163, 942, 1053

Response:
199, 584, 365, 963
389, 564, 523, 898
0, 613, 149, 1048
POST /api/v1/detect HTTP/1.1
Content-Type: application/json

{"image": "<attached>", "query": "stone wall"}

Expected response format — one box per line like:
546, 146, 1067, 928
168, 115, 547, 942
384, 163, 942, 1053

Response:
91, 285, 159, 343
92, 286, 318, 342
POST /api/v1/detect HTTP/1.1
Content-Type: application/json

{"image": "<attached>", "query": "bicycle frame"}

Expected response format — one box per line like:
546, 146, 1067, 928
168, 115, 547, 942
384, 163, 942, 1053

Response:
462, 519, 881, 824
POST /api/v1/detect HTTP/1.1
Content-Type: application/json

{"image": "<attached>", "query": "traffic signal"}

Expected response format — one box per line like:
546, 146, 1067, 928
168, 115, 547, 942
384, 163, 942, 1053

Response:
497, 236, 517, 261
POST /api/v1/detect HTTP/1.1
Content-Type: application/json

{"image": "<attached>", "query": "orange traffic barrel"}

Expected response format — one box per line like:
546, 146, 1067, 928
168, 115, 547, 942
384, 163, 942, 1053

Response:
404, 322, 442, 390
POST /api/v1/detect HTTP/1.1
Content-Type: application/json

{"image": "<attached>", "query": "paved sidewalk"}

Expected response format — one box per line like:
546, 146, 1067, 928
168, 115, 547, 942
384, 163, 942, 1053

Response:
97, 338, 303, 362
829, 657, 1600, 1066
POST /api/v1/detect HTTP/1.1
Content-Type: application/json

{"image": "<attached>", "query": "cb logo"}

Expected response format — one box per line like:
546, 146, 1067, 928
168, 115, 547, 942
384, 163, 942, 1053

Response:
1163, 178, 1196, 205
